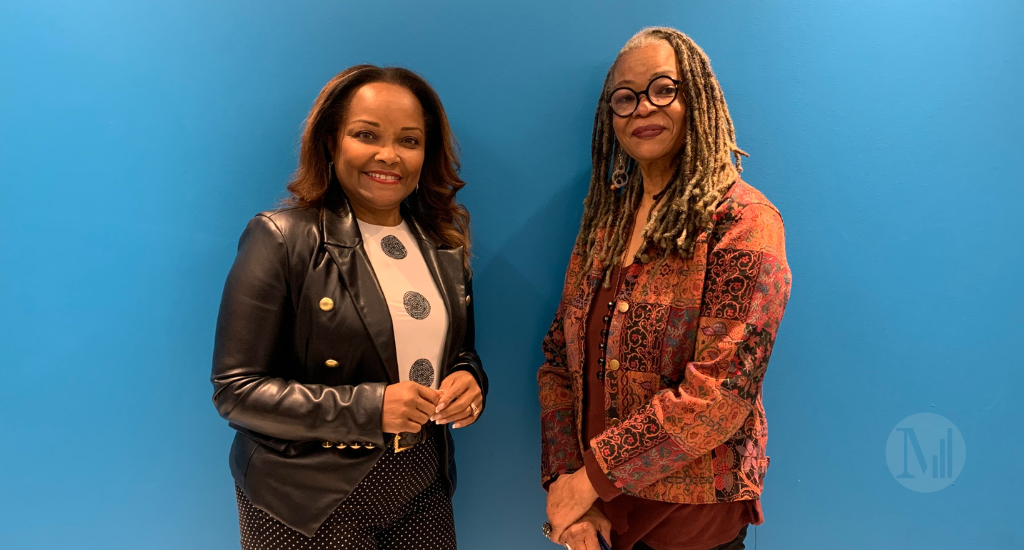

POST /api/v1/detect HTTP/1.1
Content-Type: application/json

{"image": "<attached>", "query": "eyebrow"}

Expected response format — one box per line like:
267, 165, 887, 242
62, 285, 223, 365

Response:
614, 70, 676, 88
350, 119, 423, 133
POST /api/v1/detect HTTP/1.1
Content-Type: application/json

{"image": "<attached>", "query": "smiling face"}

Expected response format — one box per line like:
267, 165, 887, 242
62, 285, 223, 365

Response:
610, 40, 687, 166
332, 82, 425, 225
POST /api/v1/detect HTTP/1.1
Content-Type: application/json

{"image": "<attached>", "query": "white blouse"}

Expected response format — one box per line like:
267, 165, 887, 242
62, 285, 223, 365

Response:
357, 219, 449, 390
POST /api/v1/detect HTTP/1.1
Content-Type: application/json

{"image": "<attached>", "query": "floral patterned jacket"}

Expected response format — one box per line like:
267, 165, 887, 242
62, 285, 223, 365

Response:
538, 180, 792, 503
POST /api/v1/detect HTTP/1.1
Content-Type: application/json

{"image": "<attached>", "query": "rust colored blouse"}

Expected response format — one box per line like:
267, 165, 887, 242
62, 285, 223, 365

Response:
581, 265, 762, 550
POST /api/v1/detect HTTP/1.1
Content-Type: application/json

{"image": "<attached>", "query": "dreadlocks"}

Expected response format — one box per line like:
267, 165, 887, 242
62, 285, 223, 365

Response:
577, 27, 747, 282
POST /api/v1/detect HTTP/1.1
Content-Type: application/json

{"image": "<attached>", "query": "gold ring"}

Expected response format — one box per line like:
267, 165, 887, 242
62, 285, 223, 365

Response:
470, 403, 480, 416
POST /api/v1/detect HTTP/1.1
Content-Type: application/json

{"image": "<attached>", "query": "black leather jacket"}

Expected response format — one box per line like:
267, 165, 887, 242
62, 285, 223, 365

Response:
211, 189, 487, 536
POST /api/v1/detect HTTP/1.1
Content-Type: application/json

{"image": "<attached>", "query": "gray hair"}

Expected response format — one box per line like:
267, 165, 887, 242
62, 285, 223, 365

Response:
577, 27, 747, 283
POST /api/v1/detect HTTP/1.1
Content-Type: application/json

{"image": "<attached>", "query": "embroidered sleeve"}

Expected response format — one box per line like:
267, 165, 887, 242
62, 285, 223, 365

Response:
590, 203, 792, 494
538, 275, 583, 488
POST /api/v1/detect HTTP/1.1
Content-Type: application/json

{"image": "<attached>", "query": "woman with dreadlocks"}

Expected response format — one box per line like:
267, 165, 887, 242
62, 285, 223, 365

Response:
539, 28, 792, 550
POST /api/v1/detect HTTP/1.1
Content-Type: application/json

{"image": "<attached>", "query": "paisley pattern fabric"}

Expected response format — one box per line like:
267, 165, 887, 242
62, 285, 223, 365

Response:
538, 180, 792, 503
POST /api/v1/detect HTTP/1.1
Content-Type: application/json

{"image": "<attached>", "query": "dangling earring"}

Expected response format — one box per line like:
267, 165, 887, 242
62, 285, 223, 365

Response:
610, 147, 629, 190
327, 161, 334, 185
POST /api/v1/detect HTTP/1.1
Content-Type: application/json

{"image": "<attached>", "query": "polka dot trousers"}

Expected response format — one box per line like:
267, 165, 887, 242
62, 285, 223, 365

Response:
236, 436, 456, 550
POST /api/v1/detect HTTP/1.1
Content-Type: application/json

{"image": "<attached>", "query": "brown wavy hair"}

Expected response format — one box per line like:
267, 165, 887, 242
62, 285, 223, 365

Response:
287, 65, 470, 264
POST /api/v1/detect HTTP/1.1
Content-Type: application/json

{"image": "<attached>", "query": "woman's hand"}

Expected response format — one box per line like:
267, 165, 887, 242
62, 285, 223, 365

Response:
431, 371, 483, 429
546, 468, 599, 542
558, 506, 612, 550
382, 381, 440, 434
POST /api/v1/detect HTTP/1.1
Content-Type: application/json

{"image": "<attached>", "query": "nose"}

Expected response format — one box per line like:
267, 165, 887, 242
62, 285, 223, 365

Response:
634, 93, 658, 116
375, 144, 399, 165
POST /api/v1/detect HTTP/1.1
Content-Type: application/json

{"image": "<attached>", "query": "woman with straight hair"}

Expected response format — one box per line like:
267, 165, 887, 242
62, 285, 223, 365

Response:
539, 27, 792, 550
212, 65, 486, 549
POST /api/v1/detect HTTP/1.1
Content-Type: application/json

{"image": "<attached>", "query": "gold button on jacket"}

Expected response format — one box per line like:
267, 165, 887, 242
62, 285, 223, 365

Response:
324, 359, 338, 368
617, 301, 629, 313
319, 297, 334, 311
608, 359, 620, 371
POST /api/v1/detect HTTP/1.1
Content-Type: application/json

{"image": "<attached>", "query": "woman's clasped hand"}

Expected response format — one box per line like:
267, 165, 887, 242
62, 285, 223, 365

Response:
382, 371, 483, 434
432, 370, 484, 429
546, 469, 609, 549
559, 507, 612, 550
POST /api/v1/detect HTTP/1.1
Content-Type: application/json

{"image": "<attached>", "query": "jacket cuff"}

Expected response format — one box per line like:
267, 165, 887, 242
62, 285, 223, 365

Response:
450, 362, 482, 386
348, 382, 388, 446
584, 448, 622, 501
542, 472, 559, 492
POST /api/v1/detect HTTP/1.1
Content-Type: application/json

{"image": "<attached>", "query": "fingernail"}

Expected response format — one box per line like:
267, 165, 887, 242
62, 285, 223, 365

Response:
435, 403, 446, 413
452, 422, 462, 429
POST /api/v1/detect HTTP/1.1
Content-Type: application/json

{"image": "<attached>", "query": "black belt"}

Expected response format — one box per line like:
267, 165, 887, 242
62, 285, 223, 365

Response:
387, 426, 431, 453
320, 426, 430, 453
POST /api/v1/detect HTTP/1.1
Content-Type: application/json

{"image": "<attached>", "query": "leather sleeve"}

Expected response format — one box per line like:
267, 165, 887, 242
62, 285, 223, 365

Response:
211, 214, 386, 446
448, 275, 489, 414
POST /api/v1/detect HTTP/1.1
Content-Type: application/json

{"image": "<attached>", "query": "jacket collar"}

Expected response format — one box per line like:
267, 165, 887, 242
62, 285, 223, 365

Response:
321, 185, 441, 249
320, 185, 466, 384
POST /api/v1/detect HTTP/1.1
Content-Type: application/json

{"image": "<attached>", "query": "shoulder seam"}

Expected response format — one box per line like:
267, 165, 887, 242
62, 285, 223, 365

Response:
255, 212, 292, 265
736, 200, 786, 229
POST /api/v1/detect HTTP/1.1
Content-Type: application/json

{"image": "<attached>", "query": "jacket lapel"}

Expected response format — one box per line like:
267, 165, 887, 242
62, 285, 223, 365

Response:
406, 215, 465, 378
321, 191, 400, 384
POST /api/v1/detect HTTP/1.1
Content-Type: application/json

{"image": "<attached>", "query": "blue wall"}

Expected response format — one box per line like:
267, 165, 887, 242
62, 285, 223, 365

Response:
2, 1, 1021, 548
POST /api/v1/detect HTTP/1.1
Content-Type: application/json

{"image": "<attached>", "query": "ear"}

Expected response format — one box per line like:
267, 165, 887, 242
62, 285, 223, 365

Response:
326, 134, 337, 159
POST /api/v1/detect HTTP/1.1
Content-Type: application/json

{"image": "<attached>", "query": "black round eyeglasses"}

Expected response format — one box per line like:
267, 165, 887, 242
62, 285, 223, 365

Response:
608, 76, 682, 117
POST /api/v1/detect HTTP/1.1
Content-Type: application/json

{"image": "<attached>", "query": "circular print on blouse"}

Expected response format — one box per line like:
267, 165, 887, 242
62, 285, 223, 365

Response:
381, 235, 408, 260
410, 359, 435, 387
403, 291, 431, 320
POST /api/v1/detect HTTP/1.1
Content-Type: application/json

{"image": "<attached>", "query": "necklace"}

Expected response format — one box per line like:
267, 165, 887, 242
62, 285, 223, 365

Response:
612, 261, 627, 294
